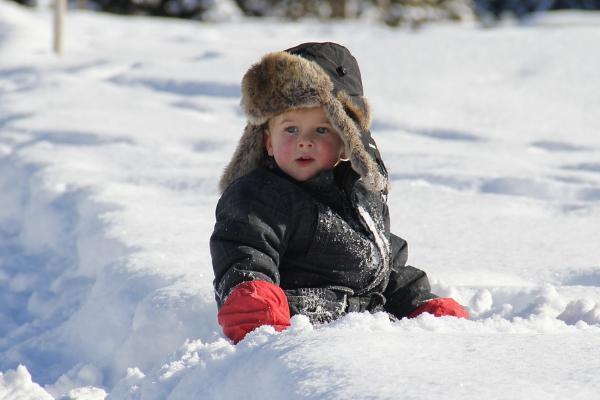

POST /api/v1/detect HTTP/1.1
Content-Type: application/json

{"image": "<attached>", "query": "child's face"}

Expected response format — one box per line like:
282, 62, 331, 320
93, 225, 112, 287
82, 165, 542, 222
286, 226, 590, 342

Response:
265, 107, 346, 182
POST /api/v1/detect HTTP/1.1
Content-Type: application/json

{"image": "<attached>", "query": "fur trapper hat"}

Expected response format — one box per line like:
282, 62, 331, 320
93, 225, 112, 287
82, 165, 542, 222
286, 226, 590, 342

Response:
219, 42, 388, 193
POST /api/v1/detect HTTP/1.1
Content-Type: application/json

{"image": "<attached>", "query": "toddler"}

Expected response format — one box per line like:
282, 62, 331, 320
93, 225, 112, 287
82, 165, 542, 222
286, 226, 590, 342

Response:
210, 42, 468, 343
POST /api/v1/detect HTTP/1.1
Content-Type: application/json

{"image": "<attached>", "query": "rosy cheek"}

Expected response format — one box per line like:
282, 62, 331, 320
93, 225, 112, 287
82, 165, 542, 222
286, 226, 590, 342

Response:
282, 136, 297, 150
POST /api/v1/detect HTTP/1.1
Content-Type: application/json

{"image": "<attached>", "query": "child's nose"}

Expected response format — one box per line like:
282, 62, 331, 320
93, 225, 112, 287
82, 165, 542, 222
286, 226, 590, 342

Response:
297, 133, 314, 148
298, 141, 313, 148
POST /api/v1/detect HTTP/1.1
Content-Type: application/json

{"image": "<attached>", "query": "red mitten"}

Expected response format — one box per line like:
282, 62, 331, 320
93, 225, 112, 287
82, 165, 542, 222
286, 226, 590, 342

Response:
408, 298, 469, 319
217, 280, 291, 343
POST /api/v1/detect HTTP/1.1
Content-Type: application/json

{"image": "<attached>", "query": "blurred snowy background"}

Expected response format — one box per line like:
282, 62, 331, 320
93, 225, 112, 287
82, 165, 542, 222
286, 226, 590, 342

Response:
8, 0, 600, 24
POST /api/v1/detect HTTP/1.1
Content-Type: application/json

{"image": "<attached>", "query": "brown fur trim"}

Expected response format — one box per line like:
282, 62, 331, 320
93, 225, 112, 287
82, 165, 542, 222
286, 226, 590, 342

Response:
336, 92, 372, 133
241, 52, 333, 125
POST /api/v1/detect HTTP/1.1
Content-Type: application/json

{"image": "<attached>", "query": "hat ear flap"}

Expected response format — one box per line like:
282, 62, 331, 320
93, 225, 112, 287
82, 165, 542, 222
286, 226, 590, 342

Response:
219, 124, 266, 193
322, 98, 387, 193
336, 92, 371, 133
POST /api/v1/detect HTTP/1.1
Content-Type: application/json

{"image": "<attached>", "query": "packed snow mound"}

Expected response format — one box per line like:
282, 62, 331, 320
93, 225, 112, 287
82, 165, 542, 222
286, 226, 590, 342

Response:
0, 365, 53, 400
1, 2, 600, 399
110, 313, 600, 400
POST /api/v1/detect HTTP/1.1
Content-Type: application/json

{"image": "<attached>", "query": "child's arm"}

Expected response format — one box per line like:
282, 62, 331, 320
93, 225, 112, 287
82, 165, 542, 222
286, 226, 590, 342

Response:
383, 234, 469, 319
210, 177, 296, 342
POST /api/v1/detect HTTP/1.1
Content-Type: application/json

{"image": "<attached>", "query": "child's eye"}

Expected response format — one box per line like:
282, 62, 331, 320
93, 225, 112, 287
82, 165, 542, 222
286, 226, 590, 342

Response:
316, 127, 329, 134
285, 126, 298, 134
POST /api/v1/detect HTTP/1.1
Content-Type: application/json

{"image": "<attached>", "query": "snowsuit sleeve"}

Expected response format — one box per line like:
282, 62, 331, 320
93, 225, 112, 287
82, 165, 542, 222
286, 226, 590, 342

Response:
383, 233, 438, 318
210, 176, 293, 307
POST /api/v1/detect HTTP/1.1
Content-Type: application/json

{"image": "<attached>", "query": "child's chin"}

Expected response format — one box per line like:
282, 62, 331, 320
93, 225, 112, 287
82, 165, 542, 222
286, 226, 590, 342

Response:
291, 171, 318, 182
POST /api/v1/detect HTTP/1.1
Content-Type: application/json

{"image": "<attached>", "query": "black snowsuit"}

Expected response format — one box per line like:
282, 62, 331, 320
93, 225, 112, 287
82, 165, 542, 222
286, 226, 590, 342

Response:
210, 160, 436, 324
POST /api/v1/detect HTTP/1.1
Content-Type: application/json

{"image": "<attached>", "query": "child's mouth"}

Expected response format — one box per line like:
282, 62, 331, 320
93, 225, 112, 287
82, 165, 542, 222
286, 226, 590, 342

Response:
296, 156, 314, 165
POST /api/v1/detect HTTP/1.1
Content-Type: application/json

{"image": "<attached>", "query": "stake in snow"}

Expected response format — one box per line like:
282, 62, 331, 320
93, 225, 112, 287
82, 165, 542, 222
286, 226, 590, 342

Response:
53, 0, 66, 55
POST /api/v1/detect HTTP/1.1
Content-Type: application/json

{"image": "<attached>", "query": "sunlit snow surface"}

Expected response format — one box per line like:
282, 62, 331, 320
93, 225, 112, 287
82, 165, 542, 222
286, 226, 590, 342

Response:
1, 2, 600, 399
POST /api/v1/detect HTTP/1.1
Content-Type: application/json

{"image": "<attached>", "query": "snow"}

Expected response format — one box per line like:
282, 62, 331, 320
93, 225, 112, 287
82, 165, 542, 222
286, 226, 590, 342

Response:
0, 365, 53, 400
1, 2, 600, 399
